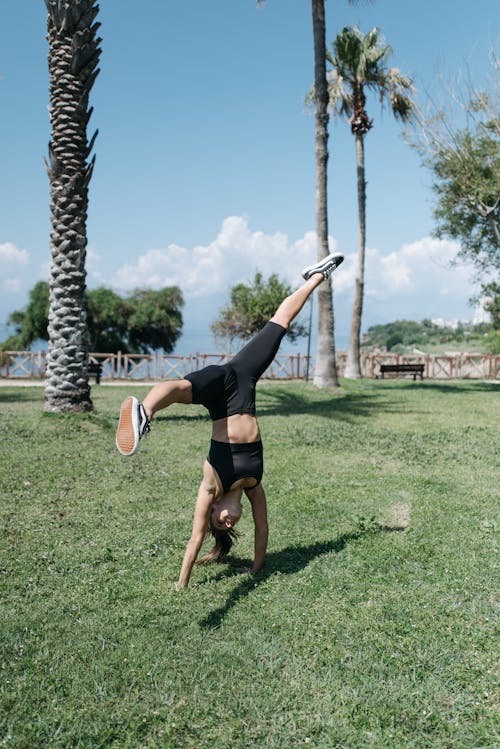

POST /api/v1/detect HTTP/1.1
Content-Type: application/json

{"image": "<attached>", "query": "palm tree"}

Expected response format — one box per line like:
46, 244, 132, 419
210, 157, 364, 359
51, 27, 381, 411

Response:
310, 0, 340, 387
44, 0, 101, 412
327, 26, 415, 378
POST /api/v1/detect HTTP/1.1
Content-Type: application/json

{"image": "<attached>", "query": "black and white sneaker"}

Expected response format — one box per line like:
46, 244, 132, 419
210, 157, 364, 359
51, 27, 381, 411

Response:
302, 252, 344, 280
116, 396, 150, 456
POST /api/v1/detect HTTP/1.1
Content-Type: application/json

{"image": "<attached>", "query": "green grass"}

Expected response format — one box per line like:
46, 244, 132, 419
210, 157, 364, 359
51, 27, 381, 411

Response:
1, 380, 499, 749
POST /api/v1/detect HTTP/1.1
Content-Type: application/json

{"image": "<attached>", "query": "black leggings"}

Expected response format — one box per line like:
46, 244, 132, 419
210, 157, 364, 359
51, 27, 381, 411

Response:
229, 320, 287, 382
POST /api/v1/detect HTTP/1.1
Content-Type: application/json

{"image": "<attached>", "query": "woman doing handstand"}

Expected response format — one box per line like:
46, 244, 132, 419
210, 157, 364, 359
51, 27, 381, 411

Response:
115, 252, 344, 587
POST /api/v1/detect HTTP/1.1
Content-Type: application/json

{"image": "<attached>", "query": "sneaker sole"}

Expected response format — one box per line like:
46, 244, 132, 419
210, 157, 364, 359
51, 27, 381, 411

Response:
116, 396, 140, 456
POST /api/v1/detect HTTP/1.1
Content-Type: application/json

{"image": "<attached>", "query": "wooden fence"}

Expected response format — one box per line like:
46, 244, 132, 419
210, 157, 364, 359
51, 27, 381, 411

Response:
1, 350, 499, 381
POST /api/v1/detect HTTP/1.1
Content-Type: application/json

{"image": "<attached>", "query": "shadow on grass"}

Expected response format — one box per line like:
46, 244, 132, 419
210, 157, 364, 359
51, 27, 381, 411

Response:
153, 412, 209, 424
255, 379, 499, 420
0, 388, 44, 404
199, 524, 401, 630
143, 388, 397, 426
408, 380, 500, 393
256, 387, 403, 421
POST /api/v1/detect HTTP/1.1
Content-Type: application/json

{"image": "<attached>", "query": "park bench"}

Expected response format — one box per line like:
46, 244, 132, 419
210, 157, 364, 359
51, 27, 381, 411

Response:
88, 360, 103, 384
379, 363, 424, 381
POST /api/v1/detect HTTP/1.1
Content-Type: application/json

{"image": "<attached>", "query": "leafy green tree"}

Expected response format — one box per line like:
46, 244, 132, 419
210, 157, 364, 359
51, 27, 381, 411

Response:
408, 58, 500, 286
386, 332, 403, 351
363, 319, 447, 349
125, 287, 184, 353
2, 283, 184, 354
211, 272, 307, 345
362, 317, 497, 352
2, 281, 50, 349
424, 123, 499, 276
85, 287, 129, 352
326, 25, 415, 378
483, 282, 500, 329
482, 281, 500, 353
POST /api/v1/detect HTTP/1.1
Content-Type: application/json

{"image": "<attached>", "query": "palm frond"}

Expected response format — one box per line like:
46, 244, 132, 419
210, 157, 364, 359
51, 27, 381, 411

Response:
327, 24, 416, 124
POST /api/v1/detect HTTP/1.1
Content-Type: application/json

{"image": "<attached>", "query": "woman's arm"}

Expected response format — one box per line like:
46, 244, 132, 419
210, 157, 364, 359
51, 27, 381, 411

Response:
245, 483, 269, 573
176, 463, 217, 588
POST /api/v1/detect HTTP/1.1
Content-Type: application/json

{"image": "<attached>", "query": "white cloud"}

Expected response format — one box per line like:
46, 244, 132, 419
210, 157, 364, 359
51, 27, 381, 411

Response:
331, 235, 473, 301
0, 221, 480, 350
0, 243, 30, 297
110, 220, 475, 323
112, 216, 338, 297
339, 236, 478, 326
365, 236, 472, 299
0, 242, 29, 267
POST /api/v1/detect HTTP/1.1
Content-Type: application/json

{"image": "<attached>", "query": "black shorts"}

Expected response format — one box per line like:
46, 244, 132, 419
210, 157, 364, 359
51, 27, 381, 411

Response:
208, 439, 263, 493
186, 321, 286, 420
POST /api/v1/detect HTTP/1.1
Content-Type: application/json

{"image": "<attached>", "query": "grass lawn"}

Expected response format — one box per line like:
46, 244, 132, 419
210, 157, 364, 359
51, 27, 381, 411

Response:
1, 379, 498, 749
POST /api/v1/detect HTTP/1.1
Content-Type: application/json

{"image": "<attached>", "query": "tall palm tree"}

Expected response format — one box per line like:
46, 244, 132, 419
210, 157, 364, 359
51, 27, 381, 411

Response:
310, 0, 340, 386
259, 0, 341, 385
327, 26, 415, 378
44, 0, 101, 412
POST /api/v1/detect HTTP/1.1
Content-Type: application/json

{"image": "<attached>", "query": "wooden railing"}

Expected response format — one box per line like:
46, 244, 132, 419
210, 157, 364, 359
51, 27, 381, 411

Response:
1, 349, 499, 381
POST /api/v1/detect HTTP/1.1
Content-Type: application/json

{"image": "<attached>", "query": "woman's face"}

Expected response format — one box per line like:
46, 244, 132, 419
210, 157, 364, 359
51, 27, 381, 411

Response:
211, 494, 242, 530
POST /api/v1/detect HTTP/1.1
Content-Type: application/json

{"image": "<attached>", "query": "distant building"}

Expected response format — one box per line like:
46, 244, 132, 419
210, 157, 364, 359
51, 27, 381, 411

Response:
431, 317, 461, 330
431, 299, 492, 329
472, 298, 492, 326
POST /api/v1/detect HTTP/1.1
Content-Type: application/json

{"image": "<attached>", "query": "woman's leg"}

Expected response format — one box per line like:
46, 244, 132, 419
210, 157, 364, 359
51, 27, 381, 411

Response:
116, 379, 192, 456
142, 379, 192, 420
230, 252, 344, 380
270, 274, 323, 329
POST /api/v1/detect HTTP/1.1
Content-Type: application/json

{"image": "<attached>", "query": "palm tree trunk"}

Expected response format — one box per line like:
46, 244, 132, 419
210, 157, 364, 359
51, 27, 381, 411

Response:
44, 0, 101, 412
311, 0, 339, 387
345, 132, 366, 378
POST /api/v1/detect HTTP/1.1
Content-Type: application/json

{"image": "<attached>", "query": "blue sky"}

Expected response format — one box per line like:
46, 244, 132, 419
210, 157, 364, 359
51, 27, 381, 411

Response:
1, 1, 498, 353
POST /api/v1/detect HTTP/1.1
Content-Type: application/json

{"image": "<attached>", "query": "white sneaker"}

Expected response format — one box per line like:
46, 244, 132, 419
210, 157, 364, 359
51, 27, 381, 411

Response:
116, 396, 150, 456
302, 252, 344, 280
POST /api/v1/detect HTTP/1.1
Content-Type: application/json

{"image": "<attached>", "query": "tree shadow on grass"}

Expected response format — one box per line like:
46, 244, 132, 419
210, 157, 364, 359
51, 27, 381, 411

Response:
255, 386, 404, 421
199, 524, 402, 630
408, 380, 500, 393
153, 412, 208, 424
147, 388, 399, 427
0, 388, 44, 404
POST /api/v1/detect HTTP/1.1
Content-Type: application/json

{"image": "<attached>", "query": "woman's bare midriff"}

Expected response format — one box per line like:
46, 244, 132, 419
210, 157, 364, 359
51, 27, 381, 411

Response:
211, 413, 261, 443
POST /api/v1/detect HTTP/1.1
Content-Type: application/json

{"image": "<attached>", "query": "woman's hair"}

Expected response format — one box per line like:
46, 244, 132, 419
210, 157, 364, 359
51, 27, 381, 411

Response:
196, 522, 239, 566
